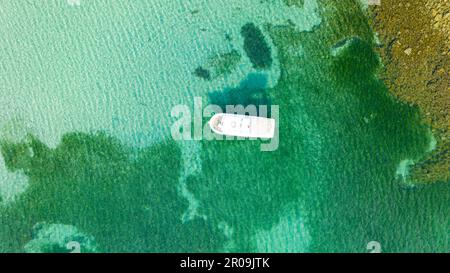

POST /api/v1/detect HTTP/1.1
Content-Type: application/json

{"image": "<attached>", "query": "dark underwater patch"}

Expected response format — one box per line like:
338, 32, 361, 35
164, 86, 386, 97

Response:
194, 66, 211, 80
0, 132, 226, 252
208, 73, 271, 113
241, 23, 273, 69
194, 50, 241, 81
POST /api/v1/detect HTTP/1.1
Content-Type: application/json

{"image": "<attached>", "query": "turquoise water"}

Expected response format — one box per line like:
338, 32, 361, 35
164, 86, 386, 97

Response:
0, 0, 448, 252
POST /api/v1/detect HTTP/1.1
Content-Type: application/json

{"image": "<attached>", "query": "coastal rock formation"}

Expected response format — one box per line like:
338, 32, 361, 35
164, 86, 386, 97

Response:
369, 0, 449, 183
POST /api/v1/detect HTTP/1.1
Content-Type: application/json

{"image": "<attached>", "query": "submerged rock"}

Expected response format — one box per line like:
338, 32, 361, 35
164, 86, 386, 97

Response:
194, 66, 211, 80
241, 23, 273, 69
194, 50, 241, 81
330, 36, 379, 80
208, 73, 271, 112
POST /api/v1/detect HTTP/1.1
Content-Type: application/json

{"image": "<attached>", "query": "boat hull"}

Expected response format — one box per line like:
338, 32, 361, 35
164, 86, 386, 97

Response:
209, 114, 275, 139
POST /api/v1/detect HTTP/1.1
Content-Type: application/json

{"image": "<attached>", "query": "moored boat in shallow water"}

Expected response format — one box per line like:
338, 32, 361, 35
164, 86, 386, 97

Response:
209, 113, 275, 139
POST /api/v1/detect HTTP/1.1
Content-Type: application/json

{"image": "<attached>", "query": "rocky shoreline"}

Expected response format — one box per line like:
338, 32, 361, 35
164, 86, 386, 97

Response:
368, 0, 449, 183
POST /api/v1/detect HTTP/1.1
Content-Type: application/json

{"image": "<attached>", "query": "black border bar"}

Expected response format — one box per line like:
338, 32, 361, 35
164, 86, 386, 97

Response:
0, 253, 447, 272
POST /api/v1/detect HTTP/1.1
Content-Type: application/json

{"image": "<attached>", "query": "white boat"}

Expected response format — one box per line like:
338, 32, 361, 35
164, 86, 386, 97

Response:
209, 113, 275, 139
